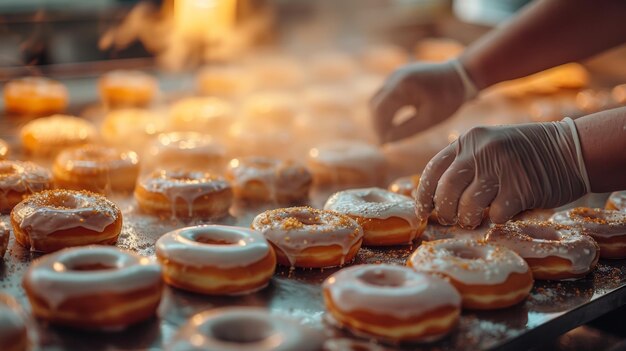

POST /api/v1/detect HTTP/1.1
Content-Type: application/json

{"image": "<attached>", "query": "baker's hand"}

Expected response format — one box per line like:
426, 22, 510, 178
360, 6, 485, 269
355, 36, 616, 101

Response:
370, 60, 470, 143
415, 120, 590, 228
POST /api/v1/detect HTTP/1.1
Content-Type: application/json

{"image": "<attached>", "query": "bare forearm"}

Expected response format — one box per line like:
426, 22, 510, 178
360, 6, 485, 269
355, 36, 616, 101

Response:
576, 107, 626, 192
460, 0, 626, 90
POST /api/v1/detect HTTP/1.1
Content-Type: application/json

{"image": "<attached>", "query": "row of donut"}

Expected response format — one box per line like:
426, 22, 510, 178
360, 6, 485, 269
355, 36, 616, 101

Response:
3, 198, 626, 347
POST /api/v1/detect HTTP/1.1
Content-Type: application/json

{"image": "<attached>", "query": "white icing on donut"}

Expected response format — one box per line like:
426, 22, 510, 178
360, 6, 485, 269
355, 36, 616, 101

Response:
13, 190, 119, 240
251, 207, 363, 267
485, 221, 598, 274
138, 170, 230, 217
608, 191, 626, 212
324, 188, 420, 242
308, 141, 385, 175
323, 264, 460, 320
550, 208, 626, 238
227, 157, 311, 198
151, 132, 225, 159
156, 225, 272, 268
408, 239, 530, 285
0, 161, 51, 194
24, 246, 161, 309
167, 307, 323, 351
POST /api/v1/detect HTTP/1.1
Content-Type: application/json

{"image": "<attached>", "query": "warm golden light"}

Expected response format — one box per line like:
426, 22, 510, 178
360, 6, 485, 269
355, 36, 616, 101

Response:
174, 0, 237, 40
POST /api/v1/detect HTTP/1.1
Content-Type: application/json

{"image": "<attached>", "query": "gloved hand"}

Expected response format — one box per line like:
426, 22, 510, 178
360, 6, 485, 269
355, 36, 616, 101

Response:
415, 119, 591, 228
370, 60, 475, 143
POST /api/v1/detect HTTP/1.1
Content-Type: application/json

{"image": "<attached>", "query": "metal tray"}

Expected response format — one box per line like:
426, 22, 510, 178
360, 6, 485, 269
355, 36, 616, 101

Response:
2, 192, 626, 351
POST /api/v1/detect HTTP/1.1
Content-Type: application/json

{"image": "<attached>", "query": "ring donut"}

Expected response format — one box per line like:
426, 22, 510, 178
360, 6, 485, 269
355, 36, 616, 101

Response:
0, 294, 29, 351
323, 264, 461, 343
551, 207, 626, 259
156, 225, 276, 295
10, 189, 122, 253
408, 239, 533, 309
0, 161, 52, 213
485, 220, 599, 280
308, 141, 386, 187
606, 191, 626, 212
22, 245, 162, 330
147, 132, 226, 173
98, 70, 157, 108
168, 307, 323, 351
324, 188, 425, 246
251, 207, 363, 268
134, 170, 233, 220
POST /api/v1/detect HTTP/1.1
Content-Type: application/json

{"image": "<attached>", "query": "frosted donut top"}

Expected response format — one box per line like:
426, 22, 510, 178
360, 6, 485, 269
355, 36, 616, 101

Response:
156, 225, 272, 268
23, 245, 161, 309
251, 207, 363, 267
168, 307, 323, 351
485, 220, 598, 274
138, 170, 230, 205
323, 264, 460, 320
408, 239, 530, 285
551, 207, 626, 238
227, 156, 311, 193
324, 187, 420, 241
13, 189, 119, 240
0, 160, 51, 193
20, 115, 97, 146
308, 141, 385, 171
54, 144, 139, 171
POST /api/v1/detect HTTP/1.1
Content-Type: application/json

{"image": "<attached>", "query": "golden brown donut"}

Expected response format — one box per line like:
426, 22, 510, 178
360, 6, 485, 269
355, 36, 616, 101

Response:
134, 170, 233, 220
98, 70, 157, 108
251, 207, 363, 268
226, 156, 312, 204
10, 189, 122, 253
156, 225, 276, 295
20, 115, 98, 157
22, 245, 162, 330
0, 294, 29, 351
146, 132, 226, 173
408, 239, 534, 310
0, 161, 52, 213
308, 141, 386, 187
53, 144, 140, 194
388, 174, 421, 198
4, 77, 68, 116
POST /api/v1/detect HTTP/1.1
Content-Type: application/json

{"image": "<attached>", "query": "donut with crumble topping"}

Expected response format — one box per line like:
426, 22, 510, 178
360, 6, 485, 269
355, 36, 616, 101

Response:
251, 207, 363, 268
551, 207, 626, 259
156, 225, 276, 295
407, 239, 533, 309
485, 220, 599, 280
10, 189, 122, 253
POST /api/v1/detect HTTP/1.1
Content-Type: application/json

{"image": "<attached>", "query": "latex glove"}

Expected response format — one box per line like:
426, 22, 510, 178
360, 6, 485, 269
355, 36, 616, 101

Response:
370, 60, 475, 143
415, 119, 591, 228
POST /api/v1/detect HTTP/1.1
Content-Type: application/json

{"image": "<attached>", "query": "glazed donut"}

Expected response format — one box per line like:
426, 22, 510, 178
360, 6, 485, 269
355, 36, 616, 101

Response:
551, 207, 626, 259
251, 207, 363, 268
408, 239, 533, 310
310, 52, 358, 82
0, 138, 9, 160
606, 191, 626, 212
167, 97, 234, 137
134, 170, 233, 219
241, 92, 299, 127
197, 65, 255, 97
1, 221, 8, 258
308, 141, 386, 187
4, 77, 68, 116
485, 221, 599, 280
101, 108, 166, 154
10, 189, 122, 253
98, 70, 157, 107
323, 264, 461, 343
53, 145, 140, 193
156, 225, 276, 295
167, 307, 323, 351
0, 161, 52, 213
22, 245, 162, 330
324, 188, 425, 246
0, 294, 29, 351
388, 174, 420, 198
226, 156, 312, 204
146, 132, 226, 173
361, 44, 409, 75
20, 115, 98, 157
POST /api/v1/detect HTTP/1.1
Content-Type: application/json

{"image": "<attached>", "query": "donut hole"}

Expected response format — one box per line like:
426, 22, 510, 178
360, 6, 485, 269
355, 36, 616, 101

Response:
358, 269, 405, 287
361, 193, 388, 204
210, 317, 274, 343
289, 212, 324, 226
68, 262, 117, 271
58, 251, 122, 272
181, 228, 243, 246
447, 247, 486, 260
522, 225, 561, 241
194, 235, 236, 245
